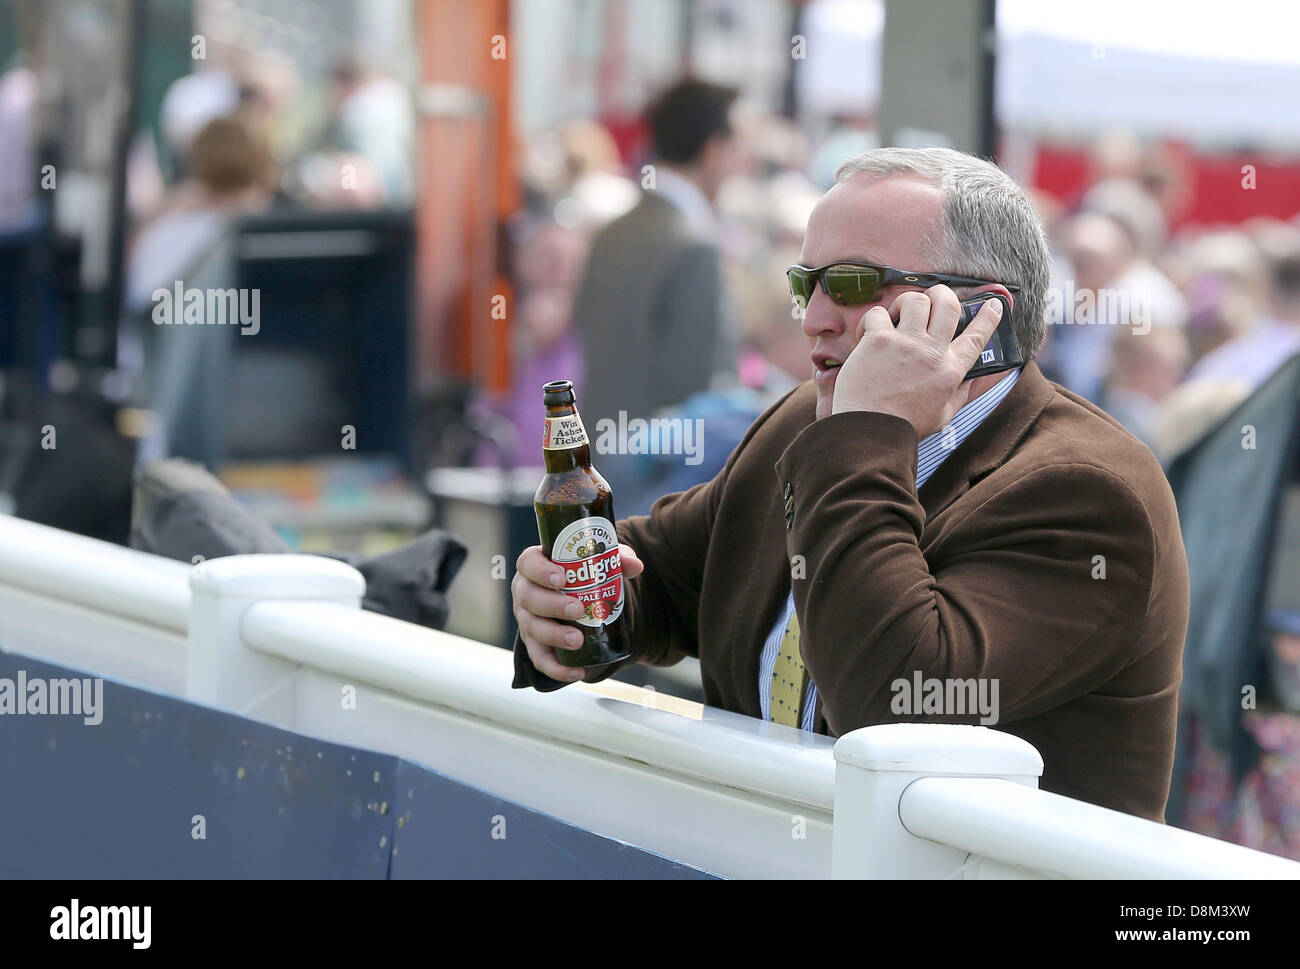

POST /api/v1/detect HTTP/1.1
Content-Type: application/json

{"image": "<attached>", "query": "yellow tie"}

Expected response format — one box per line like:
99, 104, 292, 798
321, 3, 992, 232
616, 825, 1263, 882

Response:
769, 610, 807, 726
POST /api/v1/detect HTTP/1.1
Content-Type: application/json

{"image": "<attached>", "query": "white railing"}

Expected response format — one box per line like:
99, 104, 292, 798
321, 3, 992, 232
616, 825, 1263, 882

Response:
830, 724, 1300, 879
0, 515, 191, 694
2, 514, 1298, 880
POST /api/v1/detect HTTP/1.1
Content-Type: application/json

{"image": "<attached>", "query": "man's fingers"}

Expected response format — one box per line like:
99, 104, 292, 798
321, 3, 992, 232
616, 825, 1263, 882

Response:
924, 285, 961, 344
521, 631, 585, 681
518, 545, 566, 588
517, 607, 584, 651
892, 290, 931, 334
512, 570, 587, 621
856, 304, 893, 341
950, 296, 1003, 373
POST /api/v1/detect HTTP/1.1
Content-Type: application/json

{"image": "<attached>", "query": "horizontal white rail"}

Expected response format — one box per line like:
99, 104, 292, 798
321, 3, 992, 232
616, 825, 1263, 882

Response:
830, 723, 1300, 880
241, 598, 835, 811
900, 777, 1300, 879
0, 515, 190, 693
0, 515, 190, 632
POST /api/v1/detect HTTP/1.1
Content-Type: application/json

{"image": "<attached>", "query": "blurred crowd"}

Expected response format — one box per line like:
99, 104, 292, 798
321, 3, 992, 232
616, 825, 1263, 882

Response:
1032, 131, 1300, 461
1, 40, 415, 258
124, 42, 413, 314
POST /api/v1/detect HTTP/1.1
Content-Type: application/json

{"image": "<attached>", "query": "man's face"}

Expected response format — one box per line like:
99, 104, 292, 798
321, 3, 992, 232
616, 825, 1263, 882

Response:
798, 174, 946, 419
699, 123, 745, 200
1063, 213, 1129, 295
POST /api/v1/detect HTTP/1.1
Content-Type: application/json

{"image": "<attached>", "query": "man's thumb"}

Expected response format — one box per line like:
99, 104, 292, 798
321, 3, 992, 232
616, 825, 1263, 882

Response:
955, 297, 1003, 369
618, 543, 644, 579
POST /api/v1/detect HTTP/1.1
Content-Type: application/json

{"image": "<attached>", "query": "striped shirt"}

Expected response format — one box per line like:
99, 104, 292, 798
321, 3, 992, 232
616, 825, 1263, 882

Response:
758, 368, 1022, 729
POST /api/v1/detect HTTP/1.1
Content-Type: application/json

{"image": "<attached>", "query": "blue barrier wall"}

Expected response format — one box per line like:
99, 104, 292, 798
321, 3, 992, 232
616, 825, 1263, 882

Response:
0, 648, 717, 879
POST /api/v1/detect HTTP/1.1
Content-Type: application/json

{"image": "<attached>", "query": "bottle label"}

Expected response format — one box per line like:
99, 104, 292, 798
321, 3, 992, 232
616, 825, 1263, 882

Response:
550, 517, 623, 627
543, 413, 588, 450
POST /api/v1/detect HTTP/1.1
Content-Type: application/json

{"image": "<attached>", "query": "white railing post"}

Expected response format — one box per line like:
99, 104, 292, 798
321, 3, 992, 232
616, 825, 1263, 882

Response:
831, 723, 1044, 878
186, 554, 366, 722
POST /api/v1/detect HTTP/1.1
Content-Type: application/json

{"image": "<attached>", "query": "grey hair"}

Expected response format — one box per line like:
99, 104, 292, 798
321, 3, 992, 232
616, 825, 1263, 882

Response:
834, 147, 1051, 361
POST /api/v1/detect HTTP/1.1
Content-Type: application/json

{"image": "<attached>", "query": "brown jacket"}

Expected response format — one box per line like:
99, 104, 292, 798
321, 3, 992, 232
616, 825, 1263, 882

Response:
514, 363, 1189, 822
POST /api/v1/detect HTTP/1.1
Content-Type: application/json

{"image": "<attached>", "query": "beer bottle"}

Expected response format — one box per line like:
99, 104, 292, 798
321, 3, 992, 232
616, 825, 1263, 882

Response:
533, 380, 631, 668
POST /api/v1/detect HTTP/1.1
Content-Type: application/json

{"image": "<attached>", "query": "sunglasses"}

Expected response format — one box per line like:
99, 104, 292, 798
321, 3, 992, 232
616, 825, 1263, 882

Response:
787, 262, 1019, 310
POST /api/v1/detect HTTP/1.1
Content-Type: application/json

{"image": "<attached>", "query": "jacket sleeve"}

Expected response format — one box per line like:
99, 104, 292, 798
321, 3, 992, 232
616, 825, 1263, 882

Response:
512, 385, 802, 692
773, 410, 1158, 735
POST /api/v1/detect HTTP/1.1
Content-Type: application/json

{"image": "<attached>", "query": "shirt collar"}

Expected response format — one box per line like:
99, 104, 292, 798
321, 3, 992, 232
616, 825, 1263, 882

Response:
651, 166, 718, 238
916, 368, 1021, 489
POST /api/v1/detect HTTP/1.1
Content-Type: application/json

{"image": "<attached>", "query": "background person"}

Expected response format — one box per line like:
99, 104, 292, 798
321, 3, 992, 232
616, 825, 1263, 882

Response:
124, 113, 275, 469
572, 78, 743, 512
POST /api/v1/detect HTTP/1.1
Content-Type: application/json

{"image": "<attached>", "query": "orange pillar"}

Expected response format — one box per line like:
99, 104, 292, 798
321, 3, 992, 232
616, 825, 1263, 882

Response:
414, 0, 518, 394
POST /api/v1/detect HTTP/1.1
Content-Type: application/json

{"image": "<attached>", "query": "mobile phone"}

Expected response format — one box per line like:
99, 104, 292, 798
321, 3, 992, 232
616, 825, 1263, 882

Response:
954, 293, 1022, 379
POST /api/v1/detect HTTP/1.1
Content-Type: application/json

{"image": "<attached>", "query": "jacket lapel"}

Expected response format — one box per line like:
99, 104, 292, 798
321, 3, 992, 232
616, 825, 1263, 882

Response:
739, 393, 817, 715
917, 362, 1057, 519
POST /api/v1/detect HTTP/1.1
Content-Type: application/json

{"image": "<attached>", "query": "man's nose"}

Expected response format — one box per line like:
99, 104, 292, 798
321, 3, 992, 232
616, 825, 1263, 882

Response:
800, 288, 848, 339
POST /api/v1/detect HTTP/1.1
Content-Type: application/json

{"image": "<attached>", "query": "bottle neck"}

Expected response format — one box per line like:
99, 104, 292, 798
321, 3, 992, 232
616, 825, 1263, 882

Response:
543, 441, 591, 473
542, 403, 592, 474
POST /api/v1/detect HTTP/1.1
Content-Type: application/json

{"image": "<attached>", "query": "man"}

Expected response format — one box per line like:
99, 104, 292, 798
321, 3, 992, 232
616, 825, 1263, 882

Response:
574, 79, 741, 507
1098, 326, 1189, 454
1040, 211, 1132, 399
513, 147, 1189, 823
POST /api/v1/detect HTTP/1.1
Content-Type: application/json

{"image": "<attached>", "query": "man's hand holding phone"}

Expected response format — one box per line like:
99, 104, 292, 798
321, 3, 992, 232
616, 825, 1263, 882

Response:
831, 284, 1004, 438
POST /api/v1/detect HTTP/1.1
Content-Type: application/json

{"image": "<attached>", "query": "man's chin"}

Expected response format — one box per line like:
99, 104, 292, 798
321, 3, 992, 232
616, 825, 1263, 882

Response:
815, 388, 833, 420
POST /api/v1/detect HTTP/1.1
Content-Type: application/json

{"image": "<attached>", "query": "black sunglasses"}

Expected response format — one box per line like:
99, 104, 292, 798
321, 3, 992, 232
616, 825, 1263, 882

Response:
787, 262, 1019, 309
